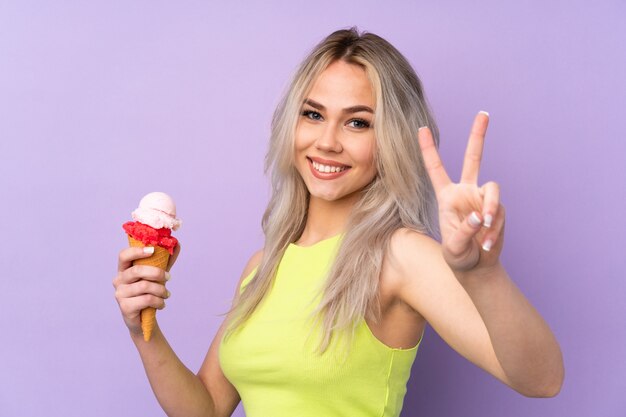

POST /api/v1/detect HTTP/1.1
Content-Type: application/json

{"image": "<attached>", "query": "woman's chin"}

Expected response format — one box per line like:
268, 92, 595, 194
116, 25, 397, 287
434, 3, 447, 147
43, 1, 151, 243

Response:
307, 188, 363, 204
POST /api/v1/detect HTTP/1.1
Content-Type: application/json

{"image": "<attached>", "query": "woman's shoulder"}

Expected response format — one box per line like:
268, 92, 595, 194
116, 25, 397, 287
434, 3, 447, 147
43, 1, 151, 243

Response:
241, 248, 264, 278
381, 228, 443, 293
388, 227, 440, 259
233, 248, 264, 293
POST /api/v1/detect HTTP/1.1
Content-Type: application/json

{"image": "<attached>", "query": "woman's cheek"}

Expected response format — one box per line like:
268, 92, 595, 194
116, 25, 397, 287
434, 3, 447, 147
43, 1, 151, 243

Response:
297, 124, 321, 148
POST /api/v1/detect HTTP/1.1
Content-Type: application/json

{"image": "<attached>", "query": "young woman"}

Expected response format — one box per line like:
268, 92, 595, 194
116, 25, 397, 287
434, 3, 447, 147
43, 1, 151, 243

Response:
113, 28, 564, 417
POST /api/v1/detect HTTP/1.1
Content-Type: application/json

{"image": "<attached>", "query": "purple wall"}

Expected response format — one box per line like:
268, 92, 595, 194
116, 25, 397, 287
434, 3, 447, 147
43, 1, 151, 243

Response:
1, 1, 624, 416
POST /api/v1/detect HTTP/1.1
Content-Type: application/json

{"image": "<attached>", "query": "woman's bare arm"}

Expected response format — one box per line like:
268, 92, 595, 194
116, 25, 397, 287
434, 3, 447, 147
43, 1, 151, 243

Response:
402, 113, 564, 397
113, 246, 263, 417
390, 230, 563, 397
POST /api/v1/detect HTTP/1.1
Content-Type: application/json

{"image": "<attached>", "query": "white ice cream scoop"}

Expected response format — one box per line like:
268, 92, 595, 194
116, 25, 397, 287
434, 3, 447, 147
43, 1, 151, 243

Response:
132, 191, 182, 230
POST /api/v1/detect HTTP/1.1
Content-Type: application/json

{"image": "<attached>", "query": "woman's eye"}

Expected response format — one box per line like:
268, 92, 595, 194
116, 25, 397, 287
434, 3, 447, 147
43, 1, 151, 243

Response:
302, 110, 322, 121
348, 119, 370, 129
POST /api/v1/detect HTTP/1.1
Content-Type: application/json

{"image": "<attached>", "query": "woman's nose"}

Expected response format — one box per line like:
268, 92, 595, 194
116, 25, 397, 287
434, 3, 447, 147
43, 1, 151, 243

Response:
315, 124, 342, 153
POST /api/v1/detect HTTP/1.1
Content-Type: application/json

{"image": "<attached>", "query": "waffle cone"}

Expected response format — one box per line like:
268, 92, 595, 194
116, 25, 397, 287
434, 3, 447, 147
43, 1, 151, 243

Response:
127, 235, 171, 341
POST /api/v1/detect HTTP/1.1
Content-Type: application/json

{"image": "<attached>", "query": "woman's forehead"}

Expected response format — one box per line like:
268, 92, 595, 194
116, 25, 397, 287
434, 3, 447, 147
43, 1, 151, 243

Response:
307, 61, 375, 110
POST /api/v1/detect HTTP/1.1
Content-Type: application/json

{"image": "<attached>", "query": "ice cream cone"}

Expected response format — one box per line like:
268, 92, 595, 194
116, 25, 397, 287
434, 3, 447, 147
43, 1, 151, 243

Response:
127, 235, 170, 341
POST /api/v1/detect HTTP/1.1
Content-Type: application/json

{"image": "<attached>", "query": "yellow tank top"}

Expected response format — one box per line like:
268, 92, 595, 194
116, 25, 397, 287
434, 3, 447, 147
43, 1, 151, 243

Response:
219, 234, 421, 416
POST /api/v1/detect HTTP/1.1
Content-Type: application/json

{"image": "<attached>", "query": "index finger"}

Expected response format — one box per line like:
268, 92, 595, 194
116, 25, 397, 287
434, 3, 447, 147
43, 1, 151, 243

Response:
118, 246, 155, 272
418, 126, 451, 193
460, 111, 489, 184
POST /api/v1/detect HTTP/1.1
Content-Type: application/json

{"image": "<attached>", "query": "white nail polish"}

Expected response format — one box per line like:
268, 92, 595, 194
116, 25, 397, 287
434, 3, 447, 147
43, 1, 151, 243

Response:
143, 247, 154, 254
484, 214, 493, 228
482, 240, 493, 252
469, 212, 482, 227
479, 110, 490, 117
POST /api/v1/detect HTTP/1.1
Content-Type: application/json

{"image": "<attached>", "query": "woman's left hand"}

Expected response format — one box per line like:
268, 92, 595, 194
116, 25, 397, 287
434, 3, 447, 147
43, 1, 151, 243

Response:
418, 111, 504, 273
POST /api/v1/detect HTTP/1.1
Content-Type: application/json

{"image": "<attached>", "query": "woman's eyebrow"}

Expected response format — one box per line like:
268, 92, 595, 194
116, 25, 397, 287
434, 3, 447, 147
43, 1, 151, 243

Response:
304, 99, 374, 114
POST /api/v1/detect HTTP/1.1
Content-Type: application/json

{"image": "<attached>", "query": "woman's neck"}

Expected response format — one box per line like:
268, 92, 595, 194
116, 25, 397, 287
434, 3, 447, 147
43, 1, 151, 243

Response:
296, 193, 359, 246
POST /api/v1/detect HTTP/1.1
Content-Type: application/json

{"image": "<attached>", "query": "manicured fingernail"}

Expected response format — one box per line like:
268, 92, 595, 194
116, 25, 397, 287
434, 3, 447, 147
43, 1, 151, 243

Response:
483, 214, 493, 228
469, 212, 482, 227
164, 271, 171, 281
482, 240, 493, 252
418, 126, 428, 131
166, 290, 171, 298
143, 247, 154, 254
479, 110, 490, 117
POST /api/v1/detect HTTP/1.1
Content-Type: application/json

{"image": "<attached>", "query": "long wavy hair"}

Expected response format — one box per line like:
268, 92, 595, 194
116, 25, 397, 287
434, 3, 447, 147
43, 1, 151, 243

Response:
224, 27, 440, 353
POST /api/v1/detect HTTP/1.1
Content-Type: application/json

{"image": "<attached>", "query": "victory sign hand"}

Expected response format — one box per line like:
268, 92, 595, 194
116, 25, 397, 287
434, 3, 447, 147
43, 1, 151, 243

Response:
418, 112, 505, 272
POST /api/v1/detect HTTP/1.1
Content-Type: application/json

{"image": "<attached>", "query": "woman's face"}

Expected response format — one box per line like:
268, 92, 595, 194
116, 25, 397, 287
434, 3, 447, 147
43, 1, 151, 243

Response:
294, 60, 377, 204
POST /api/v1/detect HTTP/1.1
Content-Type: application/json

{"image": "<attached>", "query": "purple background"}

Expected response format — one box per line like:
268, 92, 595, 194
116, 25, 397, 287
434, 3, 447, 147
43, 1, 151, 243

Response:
1, 1, 624, 416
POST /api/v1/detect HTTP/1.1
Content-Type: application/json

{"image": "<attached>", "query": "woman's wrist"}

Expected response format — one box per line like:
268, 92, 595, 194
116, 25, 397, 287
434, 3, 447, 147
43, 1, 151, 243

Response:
130, 321, 161, 344
453, 260, 505, 287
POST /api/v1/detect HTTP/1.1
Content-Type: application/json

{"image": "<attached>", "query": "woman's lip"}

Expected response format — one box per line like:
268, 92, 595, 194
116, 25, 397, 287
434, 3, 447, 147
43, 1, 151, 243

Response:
307, 158, 351, 180
308, 156, 351, 168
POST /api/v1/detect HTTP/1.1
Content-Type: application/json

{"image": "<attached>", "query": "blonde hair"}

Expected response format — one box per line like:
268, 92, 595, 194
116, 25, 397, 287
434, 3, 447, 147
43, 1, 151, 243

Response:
224, 27, 440, 353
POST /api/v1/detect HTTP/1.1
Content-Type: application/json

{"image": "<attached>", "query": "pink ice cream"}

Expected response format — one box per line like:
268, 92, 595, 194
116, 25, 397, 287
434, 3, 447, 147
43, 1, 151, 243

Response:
131, 192, 182, 231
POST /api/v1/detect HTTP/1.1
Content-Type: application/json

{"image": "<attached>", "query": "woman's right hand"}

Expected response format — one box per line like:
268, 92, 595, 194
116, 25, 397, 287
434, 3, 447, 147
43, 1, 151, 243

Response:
112, 245, 179, 335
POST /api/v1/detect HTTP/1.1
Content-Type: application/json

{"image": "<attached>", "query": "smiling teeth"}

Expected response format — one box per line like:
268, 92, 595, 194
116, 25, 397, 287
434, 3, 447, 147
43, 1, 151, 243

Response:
312, 161, 347, 173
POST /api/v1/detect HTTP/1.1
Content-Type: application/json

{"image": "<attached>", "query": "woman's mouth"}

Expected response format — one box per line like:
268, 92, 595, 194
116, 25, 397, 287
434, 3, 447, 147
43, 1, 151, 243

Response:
307, 157, 351, 179
311, 160, 348, 173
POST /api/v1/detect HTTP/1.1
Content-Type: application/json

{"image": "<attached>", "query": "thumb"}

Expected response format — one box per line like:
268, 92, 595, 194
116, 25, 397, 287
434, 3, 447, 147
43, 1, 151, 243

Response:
447, 211, 483, 256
